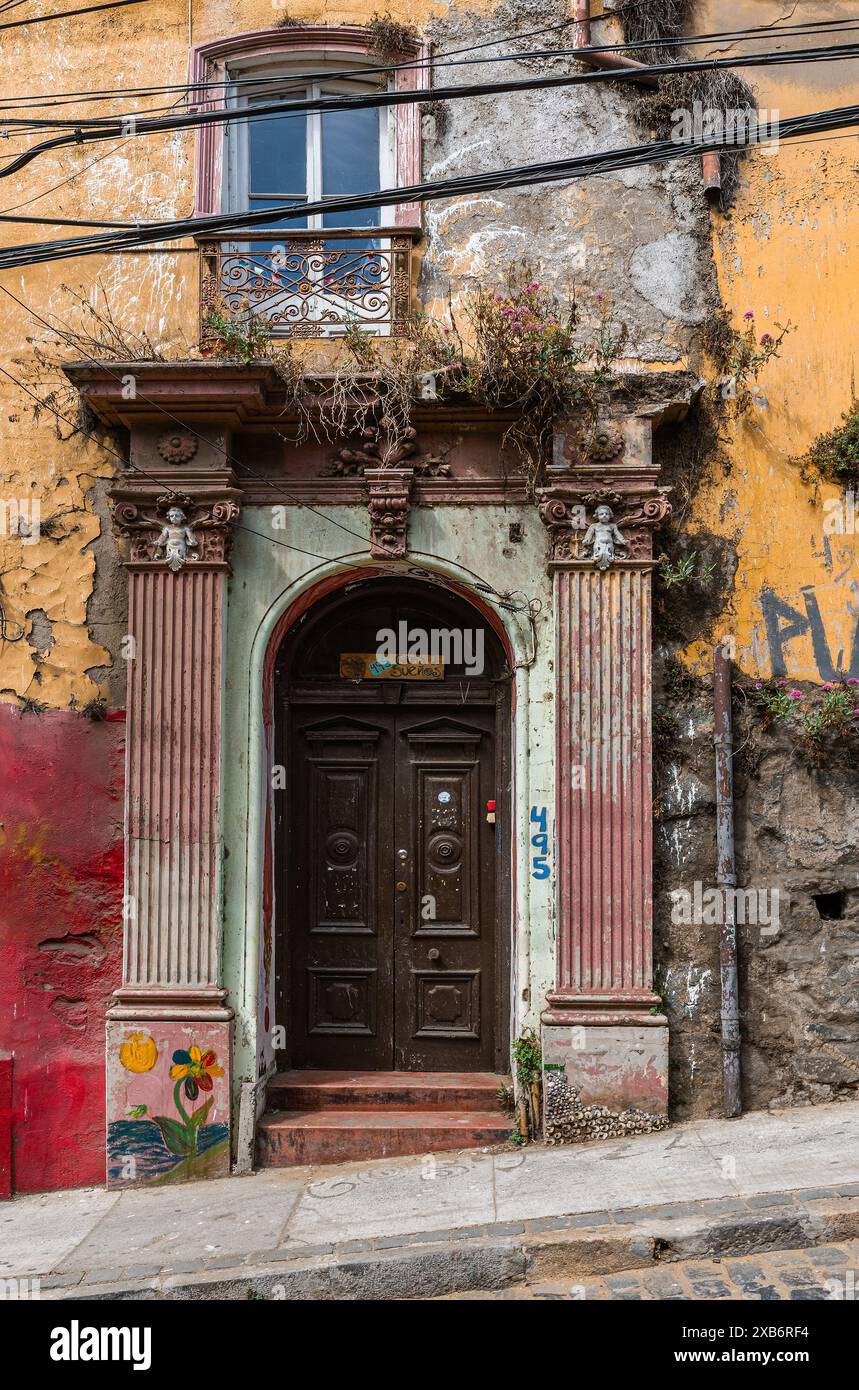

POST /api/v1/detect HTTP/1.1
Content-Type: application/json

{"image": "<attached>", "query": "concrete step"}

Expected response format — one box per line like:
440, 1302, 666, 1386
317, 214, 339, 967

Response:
266, 1070, 510, 1113
257, 1106, 513, 1167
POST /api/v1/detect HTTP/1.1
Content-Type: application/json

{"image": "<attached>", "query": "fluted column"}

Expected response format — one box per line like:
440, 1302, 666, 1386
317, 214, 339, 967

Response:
537, 419, 670, 1141
105, 463, 241, 1187
121, 565, 227, 1009
548, 561, 658, 1021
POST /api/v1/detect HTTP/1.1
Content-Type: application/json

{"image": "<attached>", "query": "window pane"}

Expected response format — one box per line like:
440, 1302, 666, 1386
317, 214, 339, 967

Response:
249, 197, 307, 232
321, 106, 380, 198
249, 111, 306, 196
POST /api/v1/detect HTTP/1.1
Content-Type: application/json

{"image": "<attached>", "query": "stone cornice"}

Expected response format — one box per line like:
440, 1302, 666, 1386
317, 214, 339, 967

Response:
64, 361, 702, 433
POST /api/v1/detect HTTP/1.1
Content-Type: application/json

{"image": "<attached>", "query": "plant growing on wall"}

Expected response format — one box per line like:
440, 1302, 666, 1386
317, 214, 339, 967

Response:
658, 551, 716, 588
366, 10, 419, 59
616, 0, 758, 205
701, 310, 791, 417
511, 1028, 543, 1141
443, 270, 627, 487
747, 676, 859, 765
794, 399, 859, 491
200, 295, 277, 364
302, 264, 627, 493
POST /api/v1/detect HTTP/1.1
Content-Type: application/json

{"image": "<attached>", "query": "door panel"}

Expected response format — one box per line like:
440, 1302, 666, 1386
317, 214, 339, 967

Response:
288, 714, 394, 1069
394, 713, 496, 1070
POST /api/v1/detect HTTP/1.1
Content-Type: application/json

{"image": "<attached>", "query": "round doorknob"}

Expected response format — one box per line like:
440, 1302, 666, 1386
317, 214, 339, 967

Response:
396, 881, 407, 893
428, 948, 440, 961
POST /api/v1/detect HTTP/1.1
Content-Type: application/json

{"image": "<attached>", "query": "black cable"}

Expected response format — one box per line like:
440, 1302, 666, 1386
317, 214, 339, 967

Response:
2, 98, 858, 267
0, 360, 361, 565
1, 12, 857, 114
4, 34, 859, 178
0, 282, 376, 550
0, 0, 149, 29
0, 349, 534, 601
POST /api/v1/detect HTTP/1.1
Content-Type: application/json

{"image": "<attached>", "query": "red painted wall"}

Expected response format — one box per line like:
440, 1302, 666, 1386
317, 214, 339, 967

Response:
0, 707, 124, 1193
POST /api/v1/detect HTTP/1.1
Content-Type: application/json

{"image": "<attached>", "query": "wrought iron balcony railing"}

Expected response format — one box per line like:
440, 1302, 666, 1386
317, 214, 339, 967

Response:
199, 230, 414, 341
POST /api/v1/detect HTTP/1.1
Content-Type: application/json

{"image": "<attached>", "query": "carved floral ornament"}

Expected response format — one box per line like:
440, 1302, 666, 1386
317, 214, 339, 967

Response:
112, 493, 240, 569
156, 429, 198, 465
579, 423, 624, 463
537, 486, 672, 565
324, 418, 450, 478
365, 467, 414, 561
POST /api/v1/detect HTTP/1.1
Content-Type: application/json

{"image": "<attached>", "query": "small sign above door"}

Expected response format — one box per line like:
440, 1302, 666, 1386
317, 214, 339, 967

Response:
340, 654, 445, 680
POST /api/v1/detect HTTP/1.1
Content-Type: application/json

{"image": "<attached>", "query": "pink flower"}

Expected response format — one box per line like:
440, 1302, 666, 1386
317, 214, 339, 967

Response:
849, 678, 859, 685
822, 683, 833, 691
754, 681, 763, 689
528, 281, 540, 291
789, 690, 803, 700
760, 333, 773, 345
744, 310, 754, 319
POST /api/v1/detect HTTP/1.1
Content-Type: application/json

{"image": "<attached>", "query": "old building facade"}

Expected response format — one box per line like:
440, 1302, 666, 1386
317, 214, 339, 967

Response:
1, 0, 857, 1194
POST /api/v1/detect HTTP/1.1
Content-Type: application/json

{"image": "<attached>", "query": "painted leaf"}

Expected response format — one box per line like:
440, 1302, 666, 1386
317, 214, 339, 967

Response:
190, 1097, 214, 1129
152, 1114, 195, 1157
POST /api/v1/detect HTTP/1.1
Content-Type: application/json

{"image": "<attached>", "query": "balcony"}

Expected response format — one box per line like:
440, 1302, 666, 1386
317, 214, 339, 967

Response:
198, 230, 416, 341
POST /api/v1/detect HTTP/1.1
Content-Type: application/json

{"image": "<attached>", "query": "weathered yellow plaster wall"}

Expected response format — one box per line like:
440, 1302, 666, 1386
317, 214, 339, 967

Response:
1, 0, 856, 706
686, 0, 859, 680
0, 0, 464, 709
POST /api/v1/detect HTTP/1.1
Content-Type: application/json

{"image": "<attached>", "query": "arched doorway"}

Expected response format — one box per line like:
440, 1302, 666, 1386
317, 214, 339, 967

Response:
273, 576, 512, 1072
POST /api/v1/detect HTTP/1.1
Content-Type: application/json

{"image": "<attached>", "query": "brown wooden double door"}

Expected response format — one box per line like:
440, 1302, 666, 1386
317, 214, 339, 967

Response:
286, 705, 499, 1070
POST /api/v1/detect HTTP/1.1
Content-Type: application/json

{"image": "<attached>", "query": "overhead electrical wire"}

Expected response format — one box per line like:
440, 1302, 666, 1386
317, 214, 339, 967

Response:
1, 12, 857, 115
0, 0, 149, 30
3, 35, 859, 179
0, 355, 535, 609
0, 280, 377, 550
1, 97, 858, 265
0, 360, 362, 565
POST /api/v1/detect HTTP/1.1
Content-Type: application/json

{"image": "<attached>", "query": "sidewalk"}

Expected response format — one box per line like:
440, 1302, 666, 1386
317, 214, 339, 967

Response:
3, 1100, 859, 1299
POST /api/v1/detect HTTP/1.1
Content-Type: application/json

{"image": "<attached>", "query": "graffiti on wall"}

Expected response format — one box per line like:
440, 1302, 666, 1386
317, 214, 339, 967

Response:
761, 587, 859, 680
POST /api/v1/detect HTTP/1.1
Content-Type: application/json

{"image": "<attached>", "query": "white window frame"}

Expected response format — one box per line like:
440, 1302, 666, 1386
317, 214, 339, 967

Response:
223, 56, 397, 230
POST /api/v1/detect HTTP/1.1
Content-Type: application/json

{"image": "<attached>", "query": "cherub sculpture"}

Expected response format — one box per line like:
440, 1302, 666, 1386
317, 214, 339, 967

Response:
153, 507, 199, 572
583, 504, 628, 570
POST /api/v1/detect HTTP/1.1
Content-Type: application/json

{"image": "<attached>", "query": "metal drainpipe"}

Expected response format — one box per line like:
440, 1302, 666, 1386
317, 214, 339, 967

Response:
713, 644, 741, 1117
572, 0, 721, 199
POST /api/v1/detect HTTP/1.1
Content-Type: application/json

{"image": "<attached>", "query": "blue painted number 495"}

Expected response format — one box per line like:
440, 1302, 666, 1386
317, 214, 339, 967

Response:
530, 806, 550, 879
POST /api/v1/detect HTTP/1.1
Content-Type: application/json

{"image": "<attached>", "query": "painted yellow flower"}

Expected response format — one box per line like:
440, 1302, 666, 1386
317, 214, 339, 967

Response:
119, 1032, 158, 1074
170, 1044, 224, 1101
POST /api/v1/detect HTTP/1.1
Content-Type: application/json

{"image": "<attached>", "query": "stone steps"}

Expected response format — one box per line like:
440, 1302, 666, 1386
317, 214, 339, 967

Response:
257, 1071, 512, 1167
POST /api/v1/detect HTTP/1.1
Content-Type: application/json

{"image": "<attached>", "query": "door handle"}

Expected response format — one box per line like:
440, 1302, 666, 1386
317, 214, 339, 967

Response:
396, 881, 407, 893
428, 948, 440, 961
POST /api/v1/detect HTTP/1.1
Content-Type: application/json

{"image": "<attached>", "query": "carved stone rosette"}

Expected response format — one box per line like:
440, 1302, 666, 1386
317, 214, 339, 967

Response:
365, 467, 414, 560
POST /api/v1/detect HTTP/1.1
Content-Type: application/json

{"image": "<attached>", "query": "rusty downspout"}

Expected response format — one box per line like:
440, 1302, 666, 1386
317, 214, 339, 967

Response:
713, 644, 741, 1117
572, 0, 721, 200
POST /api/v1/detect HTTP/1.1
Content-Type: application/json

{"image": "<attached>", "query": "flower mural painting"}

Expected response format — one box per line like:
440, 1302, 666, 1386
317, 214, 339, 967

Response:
151, 1045, 225, 1159
170, 1045, 224, 1101
106, 1026, 230, 1186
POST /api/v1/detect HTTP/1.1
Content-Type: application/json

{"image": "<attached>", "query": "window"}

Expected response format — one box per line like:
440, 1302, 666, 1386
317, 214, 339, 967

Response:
192, 29, 424, 338
230, 71, 393, 233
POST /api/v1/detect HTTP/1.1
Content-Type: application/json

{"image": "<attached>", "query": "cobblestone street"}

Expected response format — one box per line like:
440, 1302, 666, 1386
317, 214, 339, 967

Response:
442, 1240, 859, 1300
